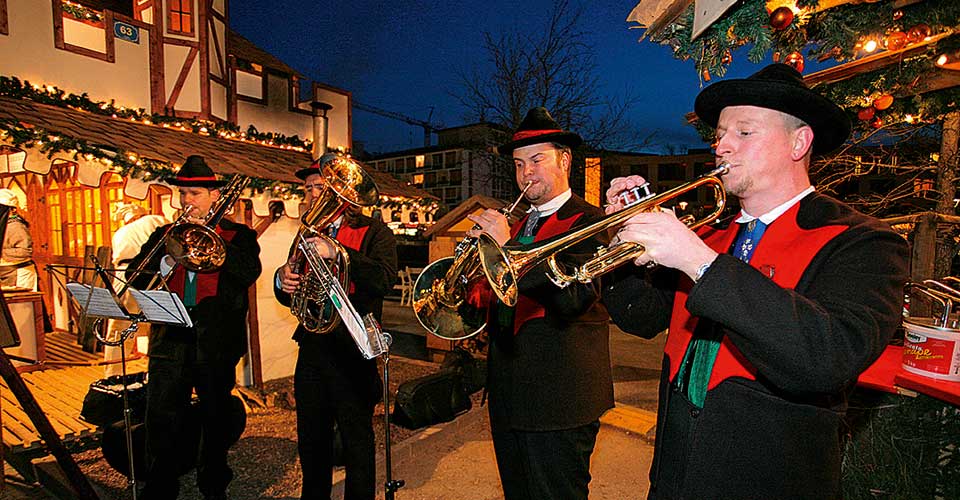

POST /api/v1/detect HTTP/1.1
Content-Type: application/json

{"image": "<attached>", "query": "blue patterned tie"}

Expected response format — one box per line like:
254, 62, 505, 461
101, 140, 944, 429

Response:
733, 219, 768, 263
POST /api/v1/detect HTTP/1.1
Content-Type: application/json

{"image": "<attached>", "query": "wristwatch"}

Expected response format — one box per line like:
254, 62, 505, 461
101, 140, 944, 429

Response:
694, 262, 712, 282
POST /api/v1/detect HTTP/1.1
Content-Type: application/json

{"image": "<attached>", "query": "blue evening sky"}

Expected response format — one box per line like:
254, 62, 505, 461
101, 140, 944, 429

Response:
229, 1, 808, 155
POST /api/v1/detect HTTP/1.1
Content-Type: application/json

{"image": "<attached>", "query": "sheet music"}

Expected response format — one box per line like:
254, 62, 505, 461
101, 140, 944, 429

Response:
65, 283, 128, 319
129, 289, 193, 327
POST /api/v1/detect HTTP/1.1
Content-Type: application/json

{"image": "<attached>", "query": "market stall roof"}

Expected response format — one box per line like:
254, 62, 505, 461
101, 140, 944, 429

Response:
0, 96, 437, 203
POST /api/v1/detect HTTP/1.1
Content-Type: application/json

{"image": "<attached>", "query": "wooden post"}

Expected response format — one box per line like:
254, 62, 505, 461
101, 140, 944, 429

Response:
912, 212, 937, 282
934, 111, 960, 278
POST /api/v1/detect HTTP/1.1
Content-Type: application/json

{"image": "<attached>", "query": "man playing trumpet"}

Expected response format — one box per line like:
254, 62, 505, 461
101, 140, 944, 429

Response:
469, 107, 613, 500
274, 157, 397, 500
127, 155, 262, 500
603, 64, 909, 499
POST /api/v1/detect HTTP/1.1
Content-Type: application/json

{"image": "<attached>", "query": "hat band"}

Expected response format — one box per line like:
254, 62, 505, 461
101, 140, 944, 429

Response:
512, 129, 563, 141
176, 175, 219, 182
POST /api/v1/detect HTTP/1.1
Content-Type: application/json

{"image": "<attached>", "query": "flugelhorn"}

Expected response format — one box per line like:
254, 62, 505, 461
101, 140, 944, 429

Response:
289, 153, 380, 334
477, 164, 729, 306
411, 182, 531, 340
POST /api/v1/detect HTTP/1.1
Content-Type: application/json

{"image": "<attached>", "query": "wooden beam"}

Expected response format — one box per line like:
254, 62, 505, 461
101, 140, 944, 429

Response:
805, 32, 955, 87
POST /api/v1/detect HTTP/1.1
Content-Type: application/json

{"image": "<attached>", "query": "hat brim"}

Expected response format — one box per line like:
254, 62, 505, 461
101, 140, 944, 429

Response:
694, 79, 851, 156
168, 179, 228, 188
294, 167, 319, 180
498, 131, 582, 155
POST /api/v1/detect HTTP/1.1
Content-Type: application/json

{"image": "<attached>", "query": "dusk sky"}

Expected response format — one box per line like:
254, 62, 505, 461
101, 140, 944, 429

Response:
228, 0, 801, 155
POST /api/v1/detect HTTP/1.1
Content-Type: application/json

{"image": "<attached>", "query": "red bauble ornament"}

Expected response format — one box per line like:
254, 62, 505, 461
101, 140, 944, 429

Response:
884, 31, 908, 51
858, 107, 876, 121
873, 94, 894, 110
870, 116, 884, 129
784, 51, 805, 73
769, 7, 794, 31
721, 50, 733, 65
907, 24, 932, 44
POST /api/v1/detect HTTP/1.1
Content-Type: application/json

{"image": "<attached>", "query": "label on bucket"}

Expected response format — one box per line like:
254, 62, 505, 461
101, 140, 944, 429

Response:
902, 321, 960, 381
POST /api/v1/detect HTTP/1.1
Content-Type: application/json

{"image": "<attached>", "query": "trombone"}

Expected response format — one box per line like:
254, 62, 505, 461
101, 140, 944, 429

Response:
122, 174, 251, 293
477, 164, 730, 306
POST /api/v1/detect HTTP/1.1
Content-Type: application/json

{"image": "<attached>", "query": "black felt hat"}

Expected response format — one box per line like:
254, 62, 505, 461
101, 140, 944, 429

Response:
694, 63, 851, 155
168, 155, 227, 188
294, 157, 323, 181
497, 107, 583, 155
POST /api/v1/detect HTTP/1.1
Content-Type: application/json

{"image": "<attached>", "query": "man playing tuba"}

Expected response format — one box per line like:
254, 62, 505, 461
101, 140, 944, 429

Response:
274, 156, 397, 500
127, 155, 262, 500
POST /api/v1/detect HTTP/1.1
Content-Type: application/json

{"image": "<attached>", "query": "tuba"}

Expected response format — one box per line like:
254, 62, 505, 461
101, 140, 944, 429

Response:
477, 164, 730, 306
289, 153, 379, 334
412, 182, 531, 340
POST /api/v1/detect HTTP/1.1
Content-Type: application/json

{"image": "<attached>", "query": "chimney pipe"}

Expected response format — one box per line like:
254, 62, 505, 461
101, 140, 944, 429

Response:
310, 101, 333, 159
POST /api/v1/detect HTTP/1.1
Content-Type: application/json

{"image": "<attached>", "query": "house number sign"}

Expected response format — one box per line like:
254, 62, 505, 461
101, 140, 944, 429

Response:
114, 21, 139, 44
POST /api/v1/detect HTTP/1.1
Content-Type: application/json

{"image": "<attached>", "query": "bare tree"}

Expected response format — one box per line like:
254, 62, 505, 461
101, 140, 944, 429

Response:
453, 0, 651, 152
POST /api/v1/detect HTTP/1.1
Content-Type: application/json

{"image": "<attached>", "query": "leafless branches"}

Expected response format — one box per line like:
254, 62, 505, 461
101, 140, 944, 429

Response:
453, 0, 651, 151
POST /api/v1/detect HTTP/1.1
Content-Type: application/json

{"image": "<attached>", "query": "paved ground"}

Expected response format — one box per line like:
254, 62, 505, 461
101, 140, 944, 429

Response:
3, 299, 666, 499
339, 312, 666, 500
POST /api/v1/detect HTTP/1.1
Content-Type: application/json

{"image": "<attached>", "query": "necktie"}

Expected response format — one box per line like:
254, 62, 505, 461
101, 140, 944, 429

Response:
681, 219, 768, 408
183, 272, 197, 307
521, 209, 540, 238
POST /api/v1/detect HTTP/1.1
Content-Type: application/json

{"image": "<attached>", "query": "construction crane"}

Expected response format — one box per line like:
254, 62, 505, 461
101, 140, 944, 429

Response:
352, 101, 443, 147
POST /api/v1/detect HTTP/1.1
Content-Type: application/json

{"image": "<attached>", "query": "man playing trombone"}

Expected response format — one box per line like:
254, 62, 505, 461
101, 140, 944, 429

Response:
274, 157, 397, 500
469, 107, 613, 500
603, 64, 908, 499
127, 155, 262, 500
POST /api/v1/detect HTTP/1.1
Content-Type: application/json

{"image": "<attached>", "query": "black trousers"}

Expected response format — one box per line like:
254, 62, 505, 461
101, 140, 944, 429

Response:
294, 337, 379, 500
492, 421, 601, 500
141, 336, 239, 499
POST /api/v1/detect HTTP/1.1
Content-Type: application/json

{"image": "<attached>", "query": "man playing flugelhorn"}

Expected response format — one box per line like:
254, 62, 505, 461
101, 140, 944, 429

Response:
469, 107, 613, 500
274, 156, 397, 500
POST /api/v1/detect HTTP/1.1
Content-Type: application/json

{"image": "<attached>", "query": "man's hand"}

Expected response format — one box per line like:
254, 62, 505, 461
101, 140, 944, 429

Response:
466, 209, 511, 245
278, 259, 301, 294
616, 210, 718, 281
605, 175, 649, 215
305, 235, 338, 260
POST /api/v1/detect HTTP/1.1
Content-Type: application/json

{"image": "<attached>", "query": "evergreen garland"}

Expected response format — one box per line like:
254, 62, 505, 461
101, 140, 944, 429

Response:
0, 76, 312, 151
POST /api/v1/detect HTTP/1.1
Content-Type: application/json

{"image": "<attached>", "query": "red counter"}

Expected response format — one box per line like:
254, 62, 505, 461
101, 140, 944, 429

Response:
858, 345, 960, 407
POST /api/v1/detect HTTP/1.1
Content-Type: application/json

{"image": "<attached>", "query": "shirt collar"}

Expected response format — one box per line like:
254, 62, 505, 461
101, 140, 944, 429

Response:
735, 186, 815, 225
528, 189, 572, 218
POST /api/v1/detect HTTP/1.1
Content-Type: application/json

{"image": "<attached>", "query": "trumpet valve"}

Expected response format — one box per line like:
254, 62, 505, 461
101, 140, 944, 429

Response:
618, 182, 654, 208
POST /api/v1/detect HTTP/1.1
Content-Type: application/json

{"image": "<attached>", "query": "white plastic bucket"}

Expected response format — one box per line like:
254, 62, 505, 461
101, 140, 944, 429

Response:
902, 319, 960, 381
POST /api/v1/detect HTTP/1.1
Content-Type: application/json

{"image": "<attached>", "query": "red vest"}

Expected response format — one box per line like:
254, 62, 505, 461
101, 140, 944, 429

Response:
168, 227, 236, 302
509, 210, 583, 332
337, 223, 368, 294
664, 203, 847, 389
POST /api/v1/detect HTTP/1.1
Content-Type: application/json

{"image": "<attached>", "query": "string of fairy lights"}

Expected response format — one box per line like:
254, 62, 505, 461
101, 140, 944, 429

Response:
0, 76, 440, 217
644, 0, 960, 137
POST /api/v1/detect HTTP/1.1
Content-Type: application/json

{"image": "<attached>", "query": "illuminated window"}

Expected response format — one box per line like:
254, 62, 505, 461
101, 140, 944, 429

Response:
168, 0, 194, 36
413, 174, 424, 184
416, 155, 425, 168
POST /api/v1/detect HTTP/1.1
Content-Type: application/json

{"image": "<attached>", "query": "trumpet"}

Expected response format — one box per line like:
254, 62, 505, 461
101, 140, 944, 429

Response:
412, 182, 532, 340
477, 164, 730, 306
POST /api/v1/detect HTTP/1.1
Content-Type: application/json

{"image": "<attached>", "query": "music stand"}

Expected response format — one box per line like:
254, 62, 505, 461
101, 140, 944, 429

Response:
48, 257, 191, 500
366, 318, 405, 500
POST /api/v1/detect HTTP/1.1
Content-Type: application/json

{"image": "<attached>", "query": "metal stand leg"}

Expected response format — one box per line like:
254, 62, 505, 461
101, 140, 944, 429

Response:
381, 333, 404, 500
101, 321, 140, 500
